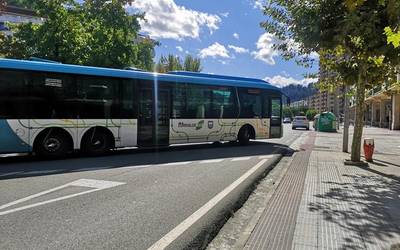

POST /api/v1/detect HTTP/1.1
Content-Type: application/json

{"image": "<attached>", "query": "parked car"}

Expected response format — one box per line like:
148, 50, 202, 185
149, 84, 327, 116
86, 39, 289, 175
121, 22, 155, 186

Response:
292, 116, 310, 130
283, 117, 291, 123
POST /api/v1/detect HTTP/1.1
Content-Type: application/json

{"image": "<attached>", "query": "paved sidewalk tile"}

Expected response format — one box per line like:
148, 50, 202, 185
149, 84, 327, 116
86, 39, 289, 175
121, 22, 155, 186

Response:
292, 130, 400, 250
244, 132, 316, 250
243, 126, 400, 250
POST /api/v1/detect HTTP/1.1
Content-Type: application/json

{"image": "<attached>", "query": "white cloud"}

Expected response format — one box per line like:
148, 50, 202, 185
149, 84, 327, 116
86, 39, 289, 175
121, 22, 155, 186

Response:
264, 75, 318, 88
252, 33, 279, 65
253, 0, 264, 9
129, 0, 221, 40
176, 46, 183, 52
220, 12, 229, 18
199, 42, 230, 59
228, 45, 249, 54
233, 33, 239, 40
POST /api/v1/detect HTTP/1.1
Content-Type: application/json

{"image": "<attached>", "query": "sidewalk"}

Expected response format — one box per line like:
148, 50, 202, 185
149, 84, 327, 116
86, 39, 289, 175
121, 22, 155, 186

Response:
244, 127, 400, 250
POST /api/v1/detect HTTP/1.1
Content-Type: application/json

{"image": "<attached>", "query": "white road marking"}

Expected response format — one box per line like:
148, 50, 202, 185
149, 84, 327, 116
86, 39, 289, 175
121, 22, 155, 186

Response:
121, 165, 151, 170
258, 155, 274, 159
163, 161, 192, 166
0, 179, 125, 216
0, 172, 23, 178
231, 157, 251, 161
200, 159, 224, 164
148, 159, 268, 250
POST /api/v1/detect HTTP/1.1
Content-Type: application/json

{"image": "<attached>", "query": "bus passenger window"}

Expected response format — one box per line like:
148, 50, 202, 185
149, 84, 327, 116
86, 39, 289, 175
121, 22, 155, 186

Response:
238, 88, 262, 118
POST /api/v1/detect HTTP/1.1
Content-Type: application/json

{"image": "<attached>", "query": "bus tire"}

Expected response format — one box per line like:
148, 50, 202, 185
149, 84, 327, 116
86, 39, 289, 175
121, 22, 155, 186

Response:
238, 126, 251, 145
81, 128, 113, 156
34, 130, 71, 158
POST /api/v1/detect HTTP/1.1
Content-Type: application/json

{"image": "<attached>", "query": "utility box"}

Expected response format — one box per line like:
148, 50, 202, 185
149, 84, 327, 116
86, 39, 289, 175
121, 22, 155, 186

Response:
314, 112, 337, 132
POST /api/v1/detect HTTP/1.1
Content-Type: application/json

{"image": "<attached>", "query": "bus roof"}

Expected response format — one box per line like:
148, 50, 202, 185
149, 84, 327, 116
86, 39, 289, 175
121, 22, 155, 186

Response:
0, 58, 281, 93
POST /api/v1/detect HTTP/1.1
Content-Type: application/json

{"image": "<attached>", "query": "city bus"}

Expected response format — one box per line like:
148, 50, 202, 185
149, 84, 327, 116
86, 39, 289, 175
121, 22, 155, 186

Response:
0, 58, 283, 157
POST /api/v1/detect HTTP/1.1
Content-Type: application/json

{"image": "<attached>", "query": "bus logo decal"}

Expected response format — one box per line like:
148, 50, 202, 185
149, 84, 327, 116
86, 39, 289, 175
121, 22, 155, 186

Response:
208, 121, 214, 129
196, 120, 204, 130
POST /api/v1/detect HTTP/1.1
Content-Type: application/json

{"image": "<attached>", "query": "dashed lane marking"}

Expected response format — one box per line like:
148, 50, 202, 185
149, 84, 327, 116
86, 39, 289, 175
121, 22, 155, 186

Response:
0, 179, 125, 216
231, 157, 251, 161
200, 159, 224, 164
258, 155, 274, 159
147, 159, 268, 250
163, 161, 192, 166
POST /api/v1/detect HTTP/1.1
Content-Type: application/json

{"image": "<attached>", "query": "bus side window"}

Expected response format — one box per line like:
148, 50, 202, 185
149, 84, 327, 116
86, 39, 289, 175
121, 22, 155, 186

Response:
172, 83, 187, 119
238, 88, 262, 118
76, 76, 119, 119
186, 84, 212, 119
262, 93, 271, 118
30, 72, 76, 119
211, 87, 236, 118
119, 79, 137, 119
0, 70, 30, 119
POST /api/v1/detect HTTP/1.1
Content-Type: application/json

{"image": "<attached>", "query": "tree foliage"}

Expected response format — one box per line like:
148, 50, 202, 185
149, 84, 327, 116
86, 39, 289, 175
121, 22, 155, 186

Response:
306, 109, 318, 121
0, 0, 156, 70
5, 0, 37, 9
156, 54, 202, 73
261, 0, 400, 161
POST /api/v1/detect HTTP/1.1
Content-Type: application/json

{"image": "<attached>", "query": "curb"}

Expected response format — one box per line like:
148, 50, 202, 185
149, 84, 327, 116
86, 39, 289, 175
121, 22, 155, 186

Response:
165, 153, 284, 250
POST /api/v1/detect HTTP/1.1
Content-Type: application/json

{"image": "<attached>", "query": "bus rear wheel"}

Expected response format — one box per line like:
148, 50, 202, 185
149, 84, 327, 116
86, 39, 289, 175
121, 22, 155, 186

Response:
238, 127, 251, 145
35, 132, 70, 158
81, 130, 112, 156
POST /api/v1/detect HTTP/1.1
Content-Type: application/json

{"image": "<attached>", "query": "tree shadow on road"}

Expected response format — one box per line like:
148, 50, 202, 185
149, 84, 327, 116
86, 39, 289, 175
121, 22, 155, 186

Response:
308, 166, 400, 249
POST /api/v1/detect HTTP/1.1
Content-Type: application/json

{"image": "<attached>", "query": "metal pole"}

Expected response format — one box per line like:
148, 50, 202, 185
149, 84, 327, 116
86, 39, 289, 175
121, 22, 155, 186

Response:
343, 85, 350, 153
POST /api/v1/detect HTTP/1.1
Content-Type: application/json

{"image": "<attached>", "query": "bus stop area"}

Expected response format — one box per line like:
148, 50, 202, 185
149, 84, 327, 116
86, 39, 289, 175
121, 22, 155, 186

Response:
209, 126, 400, 250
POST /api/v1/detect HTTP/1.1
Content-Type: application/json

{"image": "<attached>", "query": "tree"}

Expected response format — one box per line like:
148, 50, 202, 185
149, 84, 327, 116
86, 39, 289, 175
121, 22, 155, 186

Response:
156, 54, 202, 73
6, 0, 37, 9
306, 109, 318, 121
183, 55, 202, 72
261, 0, 400, 162
0, 0, 156, 70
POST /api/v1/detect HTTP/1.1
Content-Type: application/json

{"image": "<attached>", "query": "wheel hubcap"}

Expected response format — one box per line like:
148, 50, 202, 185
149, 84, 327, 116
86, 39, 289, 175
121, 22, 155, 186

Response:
44, 138, 61, 152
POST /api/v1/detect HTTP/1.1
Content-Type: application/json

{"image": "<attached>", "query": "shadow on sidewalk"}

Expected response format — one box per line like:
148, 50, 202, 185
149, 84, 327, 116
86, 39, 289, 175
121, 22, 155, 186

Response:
308, 169, 400, 249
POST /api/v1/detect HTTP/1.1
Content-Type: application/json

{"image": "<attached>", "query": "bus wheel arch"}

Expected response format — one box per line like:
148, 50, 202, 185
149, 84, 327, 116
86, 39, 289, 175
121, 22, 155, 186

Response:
238, 124, 255, 145
33, 128, 74, 158
80, 126, 115, 156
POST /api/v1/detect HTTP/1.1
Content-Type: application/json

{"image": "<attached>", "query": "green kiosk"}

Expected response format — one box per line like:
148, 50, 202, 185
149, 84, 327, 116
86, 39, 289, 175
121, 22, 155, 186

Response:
313, 112, 337, 132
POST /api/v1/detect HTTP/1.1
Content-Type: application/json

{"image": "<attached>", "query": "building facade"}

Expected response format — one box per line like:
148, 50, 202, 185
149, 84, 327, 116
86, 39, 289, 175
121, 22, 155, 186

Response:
0, 5, 43, 35
306, 88, 344, 116
362, 81, 400, 130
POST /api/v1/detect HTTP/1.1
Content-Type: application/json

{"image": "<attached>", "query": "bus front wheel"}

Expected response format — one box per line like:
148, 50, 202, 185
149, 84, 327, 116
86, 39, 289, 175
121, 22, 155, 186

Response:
35, 132, 70, 158
81, 129, 112, 156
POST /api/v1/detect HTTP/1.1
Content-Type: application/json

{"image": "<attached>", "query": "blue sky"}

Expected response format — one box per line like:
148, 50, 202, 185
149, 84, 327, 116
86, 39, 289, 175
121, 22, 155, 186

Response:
129, 0, 319, 87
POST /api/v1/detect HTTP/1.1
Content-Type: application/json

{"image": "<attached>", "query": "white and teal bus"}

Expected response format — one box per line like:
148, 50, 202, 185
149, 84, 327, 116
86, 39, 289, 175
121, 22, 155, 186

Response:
0, 58, 284, 157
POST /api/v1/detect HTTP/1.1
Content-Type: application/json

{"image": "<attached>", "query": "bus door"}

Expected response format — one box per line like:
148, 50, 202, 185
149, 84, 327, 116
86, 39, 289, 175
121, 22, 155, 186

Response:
156, 88, 170, 146
270, 97, 282, 138
138, 87, 154, 146
137, 85, 170, 147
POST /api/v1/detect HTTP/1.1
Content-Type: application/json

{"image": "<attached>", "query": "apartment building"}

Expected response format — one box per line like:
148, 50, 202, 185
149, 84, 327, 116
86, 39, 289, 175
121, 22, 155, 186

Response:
306, 88, 344, 116
0, 5, 43, 35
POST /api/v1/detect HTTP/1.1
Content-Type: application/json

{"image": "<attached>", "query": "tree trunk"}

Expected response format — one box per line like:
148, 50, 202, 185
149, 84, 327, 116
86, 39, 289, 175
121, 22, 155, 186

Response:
343, 85, 350, 153
350, 72, 366, 162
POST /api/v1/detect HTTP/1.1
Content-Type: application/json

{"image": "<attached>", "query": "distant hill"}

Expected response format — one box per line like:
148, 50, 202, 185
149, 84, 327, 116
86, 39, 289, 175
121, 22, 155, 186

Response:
282, 83, 317, 102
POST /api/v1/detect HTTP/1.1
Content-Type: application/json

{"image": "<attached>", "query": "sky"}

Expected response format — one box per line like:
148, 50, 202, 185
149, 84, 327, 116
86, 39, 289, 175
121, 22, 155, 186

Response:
128, 0, 319, 88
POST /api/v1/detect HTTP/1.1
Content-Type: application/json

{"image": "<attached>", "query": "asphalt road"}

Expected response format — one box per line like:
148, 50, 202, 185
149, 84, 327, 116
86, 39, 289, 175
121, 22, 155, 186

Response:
0, 124, 304, 250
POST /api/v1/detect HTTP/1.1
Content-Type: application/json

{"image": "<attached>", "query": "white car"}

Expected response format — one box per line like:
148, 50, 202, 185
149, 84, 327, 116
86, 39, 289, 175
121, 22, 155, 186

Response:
292, 116, 310, 130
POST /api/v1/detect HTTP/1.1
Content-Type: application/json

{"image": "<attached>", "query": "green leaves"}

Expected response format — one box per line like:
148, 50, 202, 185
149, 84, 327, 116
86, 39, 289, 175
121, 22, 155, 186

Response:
1, 0, 155, 70
384, 26, 400, 48
156, 54, 202, 73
